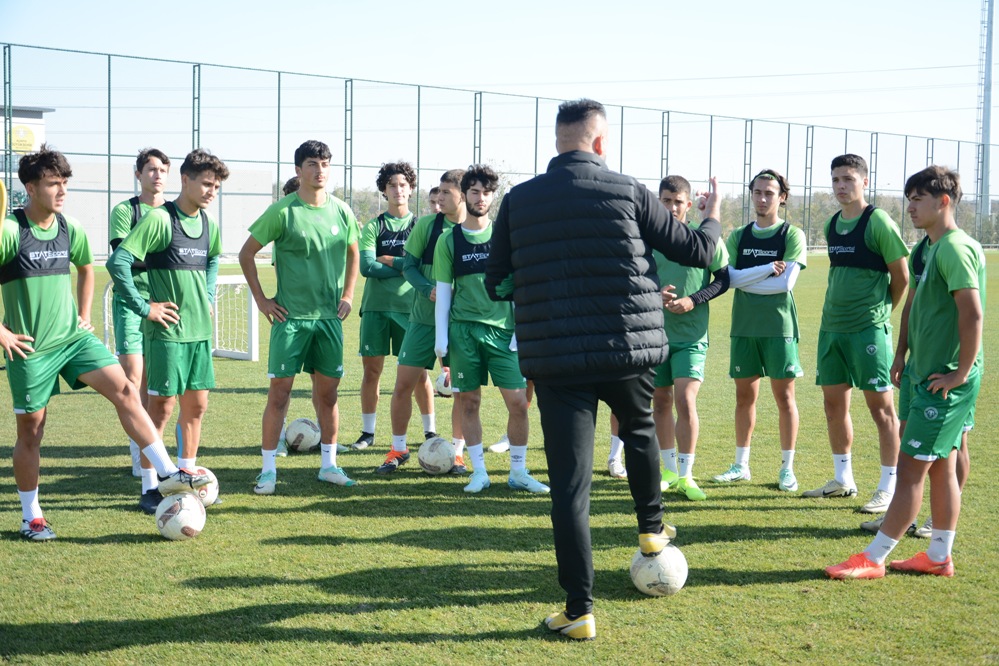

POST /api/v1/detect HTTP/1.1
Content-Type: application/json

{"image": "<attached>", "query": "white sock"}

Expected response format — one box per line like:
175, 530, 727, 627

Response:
321, 444, 336, 468
178, 457, 196, 471
678, 452, 695, 478
261, 448, 277, 475
833, 453, 854, 487
140, 468, 159, 493
422, 413, 435, 434
878, 466, 897, 495
142, 441, 179, 477
609, 436, 624, 462
453, 438, 466, 457
392, 434, 408, 453
781, 449, 795, 471
468, 443, 486, 472
18, 488, 42, 522
361, 413, 376, 434
662, 448, 678, 474
129, 439, 140, 460
510, 445, 527, 471
864, 531, 899, 565
735, 446, 750, 468
926, 529, 956, 562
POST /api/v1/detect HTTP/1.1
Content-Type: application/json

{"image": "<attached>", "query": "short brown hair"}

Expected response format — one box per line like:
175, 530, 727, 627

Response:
180, 149, 229, 181
18, 144, 72, 185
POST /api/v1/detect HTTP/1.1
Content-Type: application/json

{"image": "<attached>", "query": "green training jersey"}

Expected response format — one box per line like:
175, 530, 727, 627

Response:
359, 212, 414, 315
727, 222, 807, 338
109, 198, 154, 297
0, 213, 93, 355
249, 192, 359, 320
404, 213, 460, 326
656, 220, 730, 345
120, 206, 221, 342
433, 223, 514, 330
821, 208, 908, 332
906, 228, 986, 384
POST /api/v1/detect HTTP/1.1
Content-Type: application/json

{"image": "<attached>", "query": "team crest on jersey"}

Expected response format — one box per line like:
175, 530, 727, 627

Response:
331, 224, 339, 236
784, 337, 793, 344
866, 344, 878, 356
924, 407, 939, 421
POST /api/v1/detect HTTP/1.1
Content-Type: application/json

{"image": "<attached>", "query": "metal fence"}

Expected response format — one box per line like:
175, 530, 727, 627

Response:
4, 42, 999, 257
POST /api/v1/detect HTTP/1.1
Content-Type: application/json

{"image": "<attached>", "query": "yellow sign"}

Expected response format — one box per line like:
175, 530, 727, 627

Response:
10, 125, 35, 152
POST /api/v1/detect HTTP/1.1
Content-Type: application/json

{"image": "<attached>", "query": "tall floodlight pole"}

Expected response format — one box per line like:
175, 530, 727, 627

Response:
977, 0, 994, 236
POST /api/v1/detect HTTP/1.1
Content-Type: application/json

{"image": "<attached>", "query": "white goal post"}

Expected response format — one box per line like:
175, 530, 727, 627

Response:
102, 275, 259, 362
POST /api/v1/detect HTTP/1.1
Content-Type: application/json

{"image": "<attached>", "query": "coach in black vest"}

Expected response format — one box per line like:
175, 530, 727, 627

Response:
485, 99, 721, 638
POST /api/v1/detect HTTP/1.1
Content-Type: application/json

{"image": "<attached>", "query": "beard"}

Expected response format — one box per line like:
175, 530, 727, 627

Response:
465, 201, 489, 218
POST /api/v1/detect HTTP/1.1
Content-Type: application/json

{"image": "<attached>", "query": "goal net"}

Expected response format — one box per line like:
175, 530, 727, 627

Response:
102, 274, 259, 361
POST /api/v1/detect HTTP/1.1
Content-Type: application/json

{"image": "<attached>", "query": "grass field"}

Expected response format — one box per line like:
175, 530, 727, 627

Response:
0, 255, 997, 665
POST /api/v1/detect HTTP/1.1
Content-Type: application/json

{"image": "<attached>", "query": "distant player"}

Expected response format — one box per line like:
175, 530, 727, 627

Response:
108, 148, 170, 476
377, 170, 468, 476
427, 186, 442, 215
433, 165, 548, 494
108, 148, 227, 513
804, 154, 908, 513
4, 146, 206, 538
239, 140, 360, 495
352, 162, 434, 451
282, 177, 300, 197
712, 169, 805, 492
826, 165, 983, 579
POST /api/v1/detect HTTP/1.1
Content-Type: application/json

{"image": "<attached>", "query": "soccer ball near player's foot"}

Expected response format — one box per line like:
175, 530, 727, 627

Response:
192, 466, 219, 507
155, 492, 207, 541
285, 418, 321, 453
630, 544, 688, 596
418, 437, 456, 475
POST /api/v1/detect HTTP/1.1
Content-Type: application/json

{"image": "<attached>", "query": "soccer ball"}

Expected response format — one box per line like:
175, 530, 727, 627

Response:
192, 466, 219, 507
418, 436, 456, 475
630, 544, 688, 596
434, 370, 453, 397
285, 417, 321, 453
155, 492, 207, 541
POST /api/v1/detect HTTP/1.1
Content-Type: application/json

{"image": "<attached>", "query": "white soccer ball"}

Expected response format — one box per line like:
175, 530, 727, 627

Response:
434, 370, 453, 397
285, 417, 321, 453
418, 436, 456, 475
155, 492, 207, 541
192, 466, 219, 507
630, 544, 688, 596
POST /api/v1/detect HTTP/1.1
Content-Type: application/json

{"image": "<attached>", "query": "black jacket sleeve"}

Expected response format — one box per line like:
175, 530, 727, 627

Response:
636, 184, 720, 268
689, 267, 730, 306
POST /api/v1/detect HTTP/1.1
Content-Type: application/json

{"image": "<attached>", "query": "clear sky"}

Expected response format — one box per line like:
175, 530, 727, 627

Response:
0, 0, 987, 142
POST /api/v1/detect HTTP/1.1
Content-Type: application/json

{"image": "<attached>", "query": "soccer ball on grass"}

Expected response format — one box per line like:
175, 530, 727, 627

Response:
285, 417, 321, 453
418, 437, 456, 475
630, 543, 688, 596
155, 492, 207, 541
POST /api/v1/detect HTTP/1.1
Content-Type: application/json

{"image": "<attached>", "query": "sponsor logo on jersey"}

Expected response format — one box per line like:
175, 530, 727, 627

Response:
461, 252, 490, 263
742, 248, 778, 258
28, 250, 68, 261
380, 239, 405, 249
178, 248, 208, 257
828, 246, 856, 254
907, 438, 923, 449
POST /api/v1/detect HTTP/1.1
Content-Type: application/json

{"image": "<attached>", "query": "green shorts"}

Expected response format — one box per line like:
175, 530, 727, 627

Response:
269, 317, 344, 379
730, 336, 803, 380
112, 293, 145, 356
449, 321, 527, 392
900, 368, 980, 461
397, 321, 449, 369
816, 325, 893, 391
358, 310, 409, 357
5, 334, 118, 413
654, 341, 707, 388
146, 339, 215, 397
899, 369, 974, 433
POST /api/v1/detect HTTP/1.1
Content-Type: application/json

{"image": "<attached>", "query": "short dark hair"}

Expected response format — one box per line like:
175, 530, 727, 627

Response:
294, 140, 332, 168
18, 144, 73, 185
180, 149, 229, 181
282, 176, 300, 196
904, 165, 962, 204
376, 161, 417, 193
659, 175, 691, 197
440, 169, 465, 187
136, 148, 170, 174
556, 98, 606, 127
831, 154, 868, 177
428, 186, 440, 197
460, 164, 499, 194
